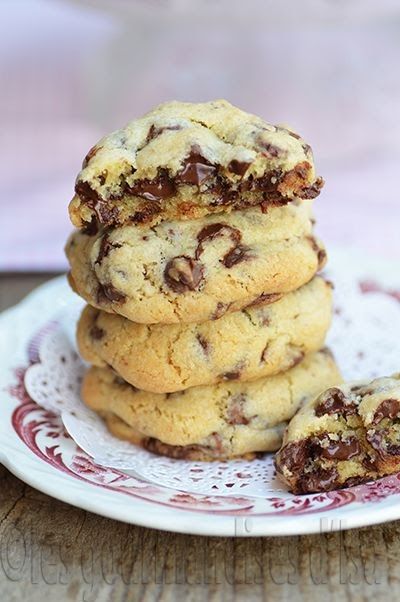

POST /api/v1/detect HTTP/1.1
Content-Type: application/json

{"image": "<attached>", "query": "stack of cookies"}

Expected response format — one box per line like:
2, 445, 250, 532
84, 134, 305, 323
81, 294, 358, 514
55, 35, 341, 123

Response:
65, 100, 341, 460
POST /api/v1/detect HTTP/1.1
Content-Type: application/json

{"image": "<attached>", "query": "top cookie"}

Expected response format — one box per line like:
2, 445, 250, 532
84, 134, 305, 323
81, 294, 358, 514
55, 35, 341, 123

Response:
69, 99, 323, 229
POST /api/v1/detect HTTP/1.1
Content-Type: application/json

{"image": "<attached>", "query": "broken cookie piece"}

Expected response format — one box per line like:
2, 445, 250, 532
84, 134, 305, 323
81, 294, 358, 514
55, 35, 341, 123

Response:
69, 99, 323, 229
275, 374, 400, 494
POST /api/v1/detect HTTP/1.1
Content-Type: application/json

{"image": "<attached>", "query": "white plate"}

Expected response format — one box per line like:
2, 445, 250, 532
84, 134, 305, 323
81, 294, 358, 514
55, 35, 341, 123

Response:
1, 248, 400, 537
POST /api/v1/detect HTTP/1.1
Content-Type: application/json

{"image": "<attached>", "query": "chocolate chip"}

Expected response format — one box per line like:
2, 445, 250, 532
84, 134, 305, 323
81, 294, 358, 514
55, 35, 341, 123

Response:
127, 170, 176, 201
228, 160, 251, 177
96, 234, 122, 264
226, 394, 249, 425
372, 399, 400, 425
315, 388, 357, 418
97, 283, 126, 304
222, 244, 253, 268
196, 334, 210, 356
195, 223, 241, 259
164, 256, 204, 293
176, 149, 216, 186
90, 325, 105, 340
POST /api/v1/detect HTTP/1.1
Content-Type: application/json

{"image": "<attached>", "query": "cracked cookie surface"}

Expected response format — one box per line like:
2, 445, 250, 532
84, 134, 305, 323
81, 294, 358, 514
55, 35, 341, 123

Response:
275, 374, 400, 494
81, 350, 341, 460
69, 99, 323, 229
66, 202, 325, 324
77, 276, 332, 393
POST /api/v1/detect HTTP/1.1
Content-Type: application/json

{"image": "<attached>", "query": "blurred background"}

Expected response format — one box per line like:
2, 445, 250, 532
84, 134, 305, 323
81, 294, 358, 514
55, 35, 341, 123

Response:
1, 0, 399, 271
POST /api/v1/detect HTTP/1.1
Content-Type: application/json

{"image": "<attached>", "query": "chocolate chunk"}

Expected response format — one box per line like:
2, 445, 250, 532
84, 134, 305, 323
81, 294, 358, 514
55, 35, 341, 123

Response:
342, 475, 370, 488
146, 124, 182, 143
82, 145, 101, 168
195, 223, 241, 259
211, 302, 230, 320
296, 467, 339, 494
144, 433, 224, 460
226, 394, 249, 425
81, 216, 99, 236
276, 440, 308, 474
75, 180, 100, 203
164, 256, 204, 293
315, 388, 357, 418
90, 325, 105, 340
307, 236, 327, 269
222, 244, 253, 268
176, 149, 216, 186
97, 283, 126, 304
259, 142, 283, 158
260, 344, 269, 363
372, 399, 400, 425
290, 352, 305, 369
221, 368, 242, 381
228, 160, 251, 177
130, 203, 161, 224
301, 177, 324, 199
317, 436, 360, 461
96, 234, 122, 264
246, 292, 282, 308
95, 203, 120, 226
196, 333, 210, 356
287, 130, 301, 140
127, 170, 176, 201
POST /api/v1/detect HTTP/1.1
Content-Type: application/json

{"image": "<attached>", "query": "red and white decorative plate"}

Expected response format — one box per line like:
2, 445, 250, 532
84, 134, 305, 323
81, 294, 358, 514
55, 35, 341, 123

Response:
1, 248, 400, 537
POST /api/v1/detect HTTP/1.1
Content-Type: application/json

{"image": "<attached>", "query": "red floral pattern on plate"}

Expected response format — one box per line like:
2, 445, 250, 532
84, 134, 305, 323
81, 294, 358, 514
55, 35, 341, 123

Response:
8, 320, 400, 518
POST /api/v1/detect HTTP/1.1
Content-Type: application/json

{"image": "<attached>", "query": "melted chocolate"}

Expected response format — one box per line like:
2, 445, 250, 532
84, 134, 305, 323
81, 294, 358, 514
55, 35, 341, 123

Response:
176, 150, 216, 186
228, 160, 251, 176
296, 467, 339, 494
318, 436, 360, 461
127, 170, 176, 201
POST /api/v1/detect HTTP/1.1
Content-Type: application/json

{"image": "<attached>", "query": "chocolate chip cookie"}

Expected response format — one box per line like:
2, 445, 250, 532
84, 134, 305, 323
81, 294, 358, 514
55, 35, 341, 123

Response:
77, 276, 332, 393
81, 349, 341, 460
69, 100, 323, 230
275, 374, 400, 494
66, 202, 326, 324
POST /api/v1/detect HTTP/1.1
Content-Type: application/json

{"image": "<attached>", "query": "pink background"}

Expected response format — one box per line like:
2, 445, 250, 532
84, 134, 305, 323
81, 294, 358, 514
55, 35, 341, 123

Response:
1, 0, 399, 271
